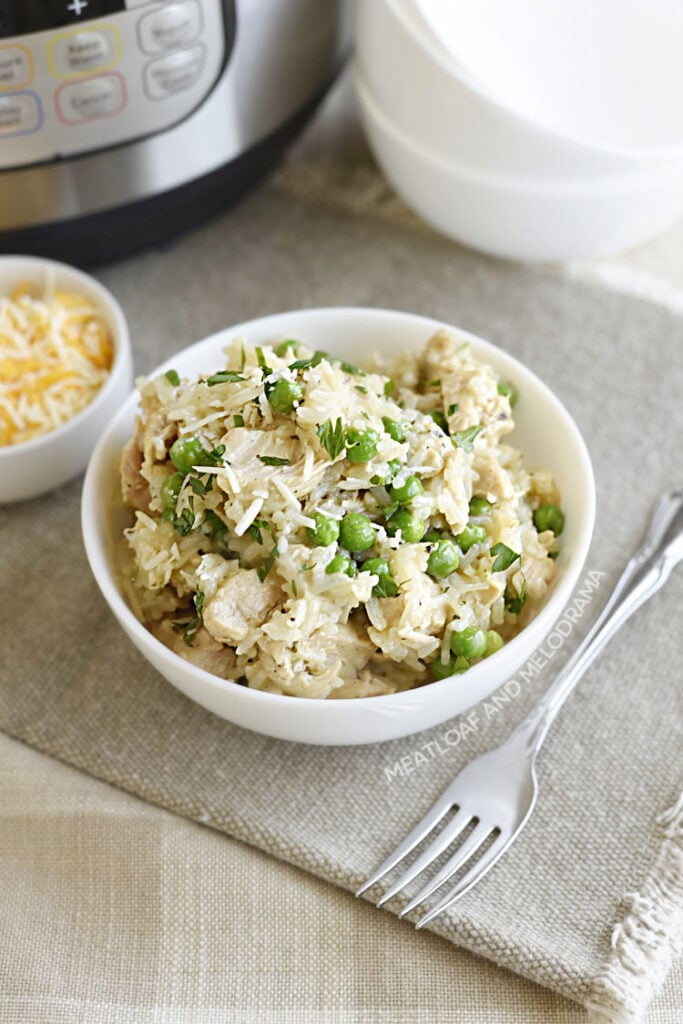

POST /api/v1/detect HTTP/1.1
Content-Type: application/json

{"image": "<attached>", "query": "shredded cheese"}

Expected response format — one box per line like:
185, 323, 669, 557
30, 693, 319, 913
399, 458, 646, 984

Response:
0, 283, 113, 446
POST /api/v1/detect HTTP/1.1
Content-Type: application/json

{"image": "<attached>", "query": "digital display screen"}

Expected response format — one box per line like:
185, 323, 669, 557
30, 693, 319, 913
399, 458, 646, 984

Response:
0, 0, 126, 37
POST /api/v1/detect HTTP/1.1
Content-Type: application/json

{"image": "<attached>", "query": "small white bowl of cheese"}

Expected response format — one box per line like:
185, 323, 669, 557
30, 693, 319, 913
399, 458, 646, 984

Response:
0, 256, 132, 505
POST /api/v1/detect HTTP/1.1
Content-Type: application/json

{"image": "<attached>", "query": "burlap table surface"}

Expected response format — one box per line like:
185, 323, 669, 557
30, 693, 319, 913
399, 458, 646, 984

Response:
2, 88, 683, 1023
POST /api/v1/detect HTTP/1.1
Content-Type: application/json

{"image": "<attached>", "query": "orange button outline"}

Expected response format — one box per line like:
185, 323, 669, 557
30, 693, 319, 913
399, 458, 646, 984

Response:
55, 71, 127, 126
0, 43, 35, 91
48, 23, 122, 80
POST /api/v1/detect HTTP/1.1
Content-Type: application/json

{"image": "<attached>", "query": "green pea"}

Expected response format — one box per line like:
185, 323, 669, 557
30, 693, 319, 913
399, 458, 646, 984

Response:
431, 654, 470, 680
362, 557, 398, 597
390, 474, 424, 504
431, 655, 456, 681
497, 381, 518, 407
345, 428, 380, 464
169, 436, 209, 475
429, 410, 448, 432
325, 553, 356, 578
533, 503, 565, 536
427, 539, 460, 578
160, 472, 184, 510
308, 513, 340, 547
451, 625, 487, 660
340, 512, 376, 553
382, 417, 410, 442
484, 630, 504, 657
455, 522, 487, 552
468, 496, 492, 517
274, 339, 301, 357
387, 508, 426, 543
268, 378, 304, 414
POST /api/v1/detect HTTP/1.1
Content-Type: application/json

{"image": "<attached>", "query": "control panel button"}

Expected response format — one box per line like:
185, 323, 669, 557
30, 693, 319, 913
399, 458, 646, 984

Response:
56, 72, 126, 123
0, 46, 34, 91
138, 2, 202, 55
143, 44, 204, 99
0, 92, 43, 136
49, 26, 121, 78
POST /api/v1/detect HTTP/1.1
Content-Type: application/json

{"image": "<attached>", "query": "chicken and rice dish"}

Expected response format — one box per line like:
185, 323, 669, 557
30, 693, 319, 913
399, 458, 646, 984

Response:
119, 329, 565, 698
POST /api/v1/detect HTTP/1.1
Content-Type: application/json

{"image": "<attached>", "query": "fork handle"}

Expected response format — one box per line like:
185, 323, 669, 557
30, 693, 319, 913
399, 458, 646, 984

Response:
514, 489, 683, 756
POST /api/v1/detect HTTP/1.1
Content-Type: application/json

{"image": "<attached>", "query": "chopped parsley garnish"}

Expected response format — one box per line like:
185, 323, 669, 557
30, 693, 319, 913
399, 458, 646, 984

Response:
206, 370, 246, 386
491, 542, 521, 572
383, 379, 396, 397
258, 455, 292, 466
233, 414, 244, 427
317, 417, 346, 459
289, 357, 314, 370
447, 403, 459, 416
202, 444, 226, 467
426, 379, 441, 389
339, 360, 365, 376
188, 474, 212, 497
170, 500, 196, 537
275, 339, 301, 357
172, 509, 194, 536
258, 546, 278, 582
355, 385, 368, 395
452, 424, 484, 453
164, 369, 180, 386
505, 578, 527, 615
248, 518, 275, 546
173, 589, 205, 645
429, 410, 448, 432
203, 509, 229, 549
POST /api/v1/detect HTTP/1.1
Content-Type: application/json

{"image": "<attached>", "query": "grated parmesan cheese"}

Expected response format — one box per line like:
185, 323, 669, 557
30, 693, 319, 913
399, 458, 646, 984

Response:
0, 283, 113, 446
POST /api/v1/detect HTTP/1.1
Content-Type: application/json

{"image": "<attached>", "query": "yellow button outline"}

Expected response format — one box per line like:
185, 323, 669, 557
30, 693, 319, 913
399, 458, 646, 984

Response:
48, 24, 122, 80
0, 43, 35, 91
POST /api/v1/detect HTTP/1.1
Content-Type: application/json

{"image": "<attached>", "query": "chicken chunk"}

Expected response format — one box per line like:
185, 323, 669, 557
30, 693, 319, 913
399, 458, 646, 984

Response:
203, 569, 282, 645
421, 330, 514, 445
151, 619, 237, 679
120, 425, 151, 511
473, 448, 515, 502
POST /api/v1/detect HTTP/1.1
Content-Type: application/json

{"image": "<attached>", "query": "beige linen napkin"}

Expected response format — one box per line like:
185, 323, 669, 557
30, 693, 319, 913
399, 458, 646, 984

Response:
2, 103, 683, 1021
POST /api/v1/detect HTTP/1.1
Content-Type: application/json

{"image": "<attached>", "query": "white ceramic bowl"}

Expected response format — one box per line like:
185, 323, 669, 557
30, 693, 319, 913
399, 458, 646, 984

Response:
411, 0, 683, 161
82, 307, 595, 746
0, 256, 133, 505
356, 0, 683, 181
356, 72, 683, 262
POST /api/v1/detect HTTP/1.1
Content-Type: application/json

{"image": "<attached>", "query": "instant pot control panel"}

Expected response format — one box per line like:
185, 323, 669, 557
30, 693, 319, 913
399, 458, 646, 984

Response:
0, 0, 233, 169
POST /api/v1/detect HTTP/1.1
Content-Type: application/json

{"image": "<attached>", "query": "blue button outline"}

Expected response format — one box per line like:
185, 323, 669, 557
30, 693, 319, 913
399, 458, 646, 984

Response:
0, 89, 44, 138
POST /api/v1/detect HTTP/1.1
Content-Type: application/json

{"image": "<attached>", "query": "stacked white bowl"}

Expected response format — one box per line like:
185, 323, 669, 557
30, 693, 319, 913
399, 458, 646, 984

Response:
355, 0, 683, 261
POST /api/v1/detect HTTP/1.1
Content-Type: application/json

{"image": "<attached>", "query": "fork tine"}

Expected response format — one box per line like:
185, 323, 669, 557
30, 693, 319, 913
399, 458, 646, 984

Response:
355, 795, 455, 897
399, 820, 494, 917
376, 807, 472, 907
415, 831, 509, 928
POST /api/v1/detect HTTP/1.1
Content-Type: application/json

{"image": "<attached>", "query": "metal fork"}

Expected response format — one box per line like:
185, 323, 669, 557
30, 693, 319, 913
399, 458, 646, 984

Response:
357, 488, 683, 928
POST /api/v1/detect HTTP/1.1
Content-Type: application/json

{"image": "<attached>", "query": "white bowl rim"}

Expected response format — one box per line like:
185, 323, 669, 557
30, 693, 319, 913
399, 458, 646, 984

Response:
355, 67, 683, 196
82, 306, 596, 718
387, 0, 683, 163
0, 255, 131, 459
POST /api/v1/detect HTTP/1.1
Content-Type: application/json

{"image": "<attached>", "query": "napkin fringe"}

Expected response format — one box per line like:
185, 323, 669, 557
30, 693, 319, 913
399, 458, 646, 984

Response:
586, 791, 683, 1024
